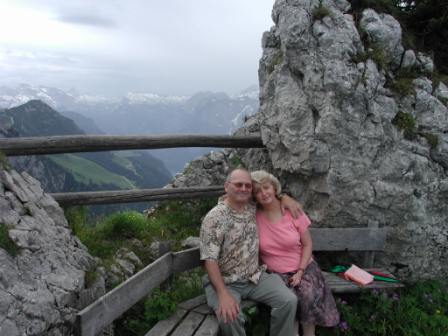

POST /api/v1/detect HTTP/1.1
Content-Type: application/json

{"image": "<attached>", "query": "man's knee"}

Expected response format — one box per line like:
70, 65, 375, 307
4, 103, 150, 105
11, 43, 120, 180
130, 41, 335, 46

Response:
284, 291, 298, 307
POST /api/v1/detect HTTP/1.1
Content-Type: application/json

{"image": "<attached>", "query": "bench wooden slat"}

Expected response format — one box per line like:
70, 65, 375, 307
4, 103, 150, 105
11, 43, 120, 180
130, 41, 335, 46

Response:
170, 311, 205, 336
311, 228, 386, 251
144, 308, 188, 336
193, 315, 219, 336
178, 294, 207, 310
323, 269, 404, 293
192, 304, 213, 315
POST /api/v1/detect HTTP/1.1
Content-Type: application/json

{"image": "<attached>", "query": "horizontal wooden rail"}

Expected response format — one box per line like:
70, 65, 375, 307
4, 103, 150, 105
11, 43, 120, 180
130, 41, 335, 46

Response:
0, 134, 264, 156
51, 186, 225, 205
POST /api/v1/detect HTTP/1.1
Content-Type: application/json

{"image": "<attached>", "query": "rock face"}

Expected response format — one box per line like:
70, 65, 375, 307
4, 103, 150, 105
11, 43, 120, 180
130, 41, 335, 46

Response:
172, 0, 448, 280
0, 169, 102, 336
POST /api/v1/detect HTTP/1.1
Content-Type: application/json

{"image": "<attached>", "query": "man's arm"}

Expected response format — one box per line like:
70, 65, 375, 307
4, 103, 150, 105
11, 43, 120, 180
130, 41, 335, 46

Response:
204, 260, 239, 324
279, 194, 303, 218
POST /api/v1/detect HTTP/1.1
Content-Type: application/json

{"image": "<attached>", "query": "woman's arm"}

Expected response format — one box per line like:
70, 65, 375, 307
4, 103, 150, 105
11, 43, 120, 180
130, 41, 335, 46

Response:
289, 229, 313, 287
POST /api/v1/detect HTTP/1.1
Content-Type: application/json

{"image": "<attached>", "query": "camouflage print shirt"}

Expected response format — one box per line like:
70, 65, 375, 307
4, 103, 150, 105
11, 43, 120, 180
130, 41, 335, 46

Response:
200, 201, 265, 284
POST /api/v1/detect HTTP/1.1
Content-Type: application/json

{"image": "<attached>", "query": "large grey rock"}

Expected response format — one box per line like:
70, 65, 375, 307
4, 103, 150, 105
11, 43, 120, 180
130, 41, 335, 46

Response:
170, 1, 448, 280
360, 9, 404, 68
258, 1, 447, 280
0, 169, 105, 335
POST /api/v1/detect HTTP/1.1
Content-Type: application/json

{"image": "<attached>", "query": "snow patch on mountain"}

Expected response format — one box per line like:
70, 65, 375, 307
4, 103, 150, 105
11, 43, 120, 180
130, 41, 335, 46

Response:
124, 92, 188, 105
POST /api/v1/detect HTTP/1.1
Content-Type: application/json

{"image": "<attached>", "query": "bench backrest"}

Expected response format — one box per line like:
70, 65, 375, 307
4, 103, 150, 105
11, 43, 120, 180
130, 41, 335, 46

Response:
311, 227, 386, 251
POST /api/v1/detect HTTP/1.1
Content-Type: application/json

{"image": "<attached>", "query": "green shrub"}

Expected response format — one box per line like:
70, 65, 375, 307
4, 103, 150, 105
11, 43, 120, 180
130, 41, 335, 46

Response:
385, 66, 420, 97
244, 303, 270, 335
146, 199, 217, 243
318, 280, 448, 336
229, 154, 243, 167
369, 47, 387, 71
65, 206, 88, 235
392, 111, 417, 140
313, 2, 331, 21
0, 223, 19, 257
390, 77, 415, 97
67, 199, 217, 268
66, 208, 129, 260
99, 211, 147, 240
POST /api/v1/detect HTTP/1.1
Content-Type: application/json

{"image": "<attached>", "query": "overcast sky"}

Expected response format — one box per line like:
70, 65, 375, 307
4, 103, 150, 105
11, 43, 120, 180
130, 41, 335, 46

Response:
0, 0, 275, 97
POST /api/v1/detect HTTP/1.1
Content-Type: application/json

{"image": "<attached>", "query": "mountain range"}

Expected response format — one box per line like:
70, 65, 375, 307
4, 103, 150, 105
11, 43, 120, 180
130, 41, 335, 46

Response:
0, 84, 259, 173
0, 100, 172, 202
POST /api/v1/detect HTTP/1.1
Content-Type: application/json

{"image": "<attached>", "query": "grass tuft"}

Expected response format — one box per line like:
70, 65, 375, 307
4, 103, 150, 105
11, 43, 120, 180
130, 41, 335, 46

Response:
387, 67, 420, 97
0, 151, 10, 170
392, 111, 417, 140
312, 2, 331, 21
0, 223, 19, 257
267, 50, 283, 74
420, 132, 439, 149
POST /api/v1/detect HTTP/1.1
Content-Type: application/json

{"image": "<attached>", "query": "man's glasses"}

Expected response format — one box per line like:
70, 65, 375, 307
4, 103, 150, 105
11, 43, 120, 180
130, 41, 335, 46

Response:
228, 182, 252, 189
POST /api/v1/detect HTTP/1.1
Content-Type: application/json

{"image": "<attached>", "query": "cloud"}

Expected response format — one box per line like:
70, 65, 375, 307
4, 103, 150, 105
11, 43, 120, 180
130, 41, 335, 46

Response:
0, 0, 275, 96
56, 13, 116, 28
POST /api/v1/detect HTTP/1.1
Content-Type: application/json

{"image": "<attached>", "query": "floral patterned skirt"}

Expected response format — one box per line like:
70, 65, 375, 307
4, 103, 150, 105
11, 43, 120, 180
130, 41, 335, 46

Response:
276, 260, 340, 327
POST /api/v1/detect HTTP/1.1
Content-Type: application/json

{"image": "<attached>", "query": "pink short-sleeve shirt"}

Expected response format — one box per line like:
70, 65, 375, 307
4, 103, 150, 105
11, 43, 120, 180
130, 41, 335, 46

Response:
256, 210, 311, 273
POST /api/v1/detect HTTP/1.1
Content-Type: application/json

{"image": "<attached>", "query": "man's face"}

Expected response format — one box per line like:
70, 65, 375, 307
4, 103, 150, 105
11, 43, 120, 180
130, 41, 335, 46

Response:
224, 170, 253, 205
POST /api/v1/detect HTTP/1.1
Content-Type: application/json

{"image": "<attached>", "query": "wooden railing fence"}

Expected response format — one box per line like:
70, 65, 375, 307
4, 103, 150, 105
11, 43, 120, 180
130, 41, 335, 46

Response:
0, 134, 263, 205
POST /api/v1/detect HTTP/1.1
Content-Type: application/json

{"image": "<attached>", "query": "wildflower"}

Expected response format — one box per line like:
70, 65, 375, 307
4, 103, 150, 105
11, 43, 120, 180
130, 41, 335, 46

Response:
338, 321, 349, 332
391, 292, 400, 301
371, 288, 380, 296
423, 293, 433, 303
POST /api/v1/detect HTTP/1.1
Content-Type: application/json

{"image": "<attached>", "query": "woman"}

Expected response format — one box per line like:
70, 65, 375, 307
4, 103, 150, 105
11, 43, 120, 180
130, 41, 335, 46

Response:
251, 170, 339, 336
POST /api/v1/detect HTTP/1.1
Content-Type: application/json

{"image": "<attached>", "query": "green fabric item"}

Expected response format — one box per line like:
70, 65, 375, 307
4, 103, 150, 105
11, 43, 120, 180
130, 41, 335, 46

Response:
329, 265, 400, 283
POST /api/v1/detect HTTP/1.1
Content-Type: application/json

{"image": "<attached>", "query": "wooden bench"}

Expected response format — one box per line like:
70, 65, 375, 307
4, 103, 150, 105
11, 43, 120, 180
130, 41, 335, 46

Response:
144, 227, 403, 336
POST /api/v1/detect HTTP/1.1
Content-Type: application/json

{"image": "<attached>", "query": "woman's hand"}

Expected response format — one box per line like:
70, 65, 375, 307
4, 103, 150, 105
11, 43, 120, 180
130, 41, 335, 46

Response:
288, 269, 304, 287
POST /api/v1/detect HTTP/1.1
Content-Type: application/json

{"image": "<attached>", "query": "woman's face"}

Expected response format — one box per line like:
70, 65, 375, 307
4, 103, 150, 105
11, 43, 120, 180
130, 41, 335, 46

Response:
253, 181, 277, 206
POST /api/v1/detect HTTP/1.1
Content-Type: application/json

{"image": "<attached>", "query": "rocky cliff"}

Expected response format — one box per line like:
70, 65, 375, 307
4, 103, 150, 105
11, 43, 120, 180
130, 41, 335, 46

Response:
0, 169, 104, 335
171, 0, 448, 280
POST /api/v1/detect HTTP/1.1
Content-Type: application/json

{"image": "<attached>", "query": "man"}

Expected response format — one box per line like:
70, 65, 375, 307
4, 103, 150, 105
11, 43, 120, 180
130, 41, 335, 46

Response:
200, 168, 299, 336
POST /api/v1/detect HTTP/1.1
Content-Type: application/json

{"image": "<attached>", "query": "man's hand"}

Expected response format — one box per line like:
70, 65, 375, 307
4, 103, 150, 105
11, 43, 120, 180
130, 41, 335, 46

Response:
203, 260, 239, 324
280, 194, 303, 218
216, 291, 240, 324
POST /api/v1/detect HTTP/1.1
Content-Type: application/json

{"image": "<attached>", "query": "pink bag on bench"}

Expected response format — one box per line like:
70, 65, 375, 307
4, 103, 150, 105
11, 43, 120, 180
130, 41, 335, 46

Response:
344, 264, 374, 286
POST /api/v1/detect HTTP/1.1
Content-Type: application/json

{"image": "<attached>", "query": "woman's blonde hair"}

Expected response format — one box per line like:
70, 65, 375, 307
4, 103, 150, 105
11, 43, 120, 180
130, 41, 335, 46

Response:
250, 170, 282, 197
